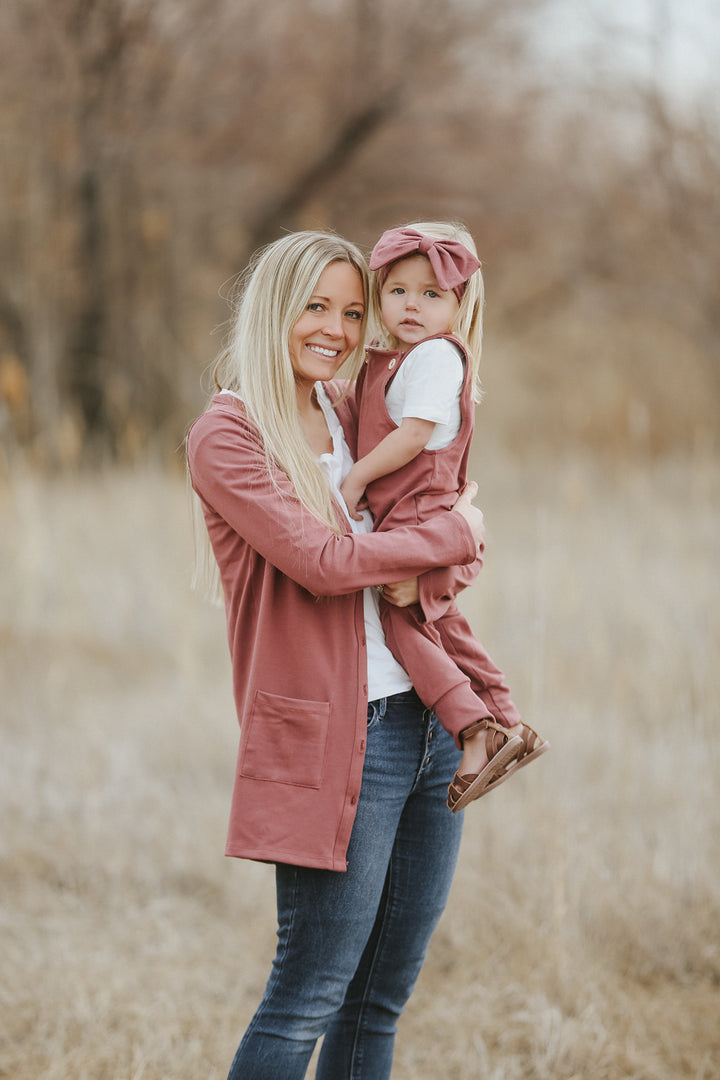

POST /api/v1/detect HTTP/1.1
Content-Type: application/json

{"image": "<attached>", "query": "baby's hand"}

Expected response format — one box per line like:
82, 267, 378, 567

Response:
340, 473, 367, 521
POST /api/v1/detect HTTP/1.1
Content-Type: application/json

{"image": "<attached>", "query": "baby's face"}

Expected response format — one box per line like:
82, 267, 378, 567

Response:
380, 255, 459, 348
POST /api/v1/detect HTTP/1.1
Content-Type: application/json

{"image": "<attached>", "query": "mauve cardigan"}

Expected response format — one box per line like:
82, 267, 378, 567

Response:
186, 385, 476, 871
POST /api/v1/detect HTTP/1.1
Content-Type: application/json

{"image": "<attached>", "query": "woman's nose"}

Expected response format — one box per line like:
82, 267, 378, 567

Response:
322, 311, 343, 336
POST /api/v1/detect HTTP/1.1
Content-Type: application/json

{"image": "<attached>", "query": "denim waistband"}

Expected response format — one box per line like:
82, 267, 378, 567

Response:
367, 688, 421, 718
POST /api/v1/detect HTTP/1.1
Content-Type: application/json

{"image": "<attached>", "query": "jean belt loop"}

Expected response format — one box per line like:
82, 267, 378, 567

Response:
378, 696, 388, 719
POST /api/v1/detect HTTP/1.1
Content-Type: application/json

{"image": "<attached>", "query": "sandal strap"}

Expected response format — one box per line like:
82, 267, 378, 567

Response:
459, 717, 492, 746
459, 718, 518, 763
483, 720, 515, 760
449, 773, 473, 796
447, 771, 473, 808
516, 723, 541, 759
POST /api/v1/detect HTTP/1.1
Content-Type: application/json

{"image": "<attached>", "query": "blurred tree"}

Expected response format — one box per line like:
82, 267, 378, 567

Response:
0, 0, 180, 457
0, 0, 545, 459
0, 0, 717, 461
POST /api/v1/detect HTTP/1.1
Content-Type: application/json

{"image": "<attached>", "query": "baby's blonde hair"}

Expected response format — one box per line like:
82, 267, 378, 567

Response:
191, 230, 369, 600
370, 220, 485, 402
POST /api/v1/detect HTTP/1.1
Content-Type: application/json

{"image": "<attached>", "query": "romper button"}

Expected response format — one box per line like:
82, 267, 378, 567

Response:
388, 358, 396, 369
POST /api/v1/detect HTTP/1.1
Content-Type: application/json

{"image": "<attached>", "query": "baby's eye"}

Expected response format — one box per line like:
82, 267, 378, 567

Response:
425, 290, 440, 299
390, 287, 405, 295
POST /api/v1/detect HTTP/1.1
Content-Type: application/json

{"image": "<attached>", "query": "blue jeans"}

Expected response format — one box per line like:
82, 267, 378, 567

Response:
227, 690, 464, 1080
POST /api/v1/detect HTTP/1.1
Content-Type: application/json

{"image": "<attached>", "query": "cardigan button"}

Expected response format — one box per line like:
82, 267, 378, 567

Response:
388, 358, 396, 369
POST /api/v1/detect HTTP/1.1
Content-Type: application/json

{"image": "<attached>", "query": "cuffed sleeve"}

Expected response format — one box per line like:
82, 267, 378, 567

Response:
416, 551, 484, 623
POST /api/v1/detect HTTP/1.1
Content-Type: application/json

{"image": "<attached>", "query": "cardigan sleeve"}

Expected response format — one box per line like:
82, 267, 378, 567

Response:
416, 555, 483, 623
187, 403, 476, 597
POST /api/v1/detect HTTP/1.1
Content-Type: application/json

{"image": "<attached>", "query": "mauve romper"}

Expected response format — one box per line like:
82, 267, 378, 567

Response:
355, 334, 521, 746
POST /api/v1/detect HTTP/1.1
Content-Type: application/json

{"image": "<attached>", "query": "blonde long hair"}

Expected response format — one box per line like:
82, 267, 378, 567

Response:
191, 231, 369, 599
370, 220, 485, 402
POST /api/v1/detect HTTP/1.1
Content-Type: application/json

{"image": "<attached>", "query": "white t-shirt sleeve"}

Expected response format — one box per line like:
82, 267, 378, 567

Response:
385, 339, 465, 449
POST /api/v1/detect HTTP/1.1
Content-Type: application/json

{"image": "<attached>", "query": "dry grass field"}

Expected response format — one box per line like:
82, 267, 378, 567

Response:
1, 451, 718, 1080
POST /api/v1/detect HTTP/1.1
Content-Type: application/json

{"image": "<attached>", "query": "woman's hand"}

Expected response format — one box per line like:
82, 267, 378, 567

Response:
451, 482, 485, 551
380, 577, 420, 608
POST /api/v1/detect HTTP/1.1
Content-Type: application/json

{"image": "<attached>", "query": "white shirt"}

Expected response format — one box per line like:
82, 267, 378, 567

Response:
219, 387, 412, 701
314, 385, 413, 700
384, 338, 464, 450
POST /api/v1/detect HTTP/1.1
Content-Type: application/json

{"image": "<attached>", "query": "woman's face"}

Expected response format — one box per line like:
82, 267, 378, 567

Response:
289, 261, 365, 391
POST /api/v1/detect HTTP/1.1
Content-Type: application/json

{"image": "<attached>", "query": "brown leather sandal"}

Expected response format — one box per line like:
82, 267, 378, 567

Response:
506, 723, 549, 773
447, 720, 523, 812
481, 723, 550, 794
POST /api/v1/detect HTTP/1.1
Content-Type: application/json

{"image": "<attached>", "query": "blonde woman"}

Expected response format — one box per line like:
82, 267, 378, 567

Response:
186, 230, 485, 1080
340, 223, 549, 811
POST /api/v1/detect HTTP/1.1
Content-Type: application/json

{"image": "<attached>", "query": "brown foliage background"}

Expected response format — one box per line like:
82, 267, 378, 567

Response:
0, 0, 718, 464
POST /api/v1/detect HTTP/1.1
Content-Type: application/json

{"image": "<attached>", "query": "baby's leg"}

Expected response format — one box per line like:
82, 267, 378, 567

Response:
380, 602, 494, 747
434, 611, 521, 728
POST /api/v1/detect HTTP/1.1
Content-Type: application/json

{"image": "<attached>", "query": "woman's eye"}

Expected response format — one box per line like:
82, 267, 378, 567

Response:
307, 302, 324, 312
346, 310, 363, 320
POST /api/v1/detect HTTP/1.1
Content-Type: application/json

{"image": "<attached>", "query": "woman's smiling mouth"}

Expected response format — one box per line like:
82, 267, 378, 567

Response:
307, 344, 341, 358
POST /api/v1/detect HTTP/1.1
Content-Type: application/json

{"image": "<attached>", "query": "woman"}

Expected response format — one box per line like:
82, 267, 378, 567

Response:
186, 230, 485, 1079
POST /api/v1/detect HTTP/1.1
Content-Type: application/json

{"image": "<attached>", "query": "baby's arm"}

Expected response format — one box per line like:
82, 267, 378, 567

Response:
340, 417, 436, 520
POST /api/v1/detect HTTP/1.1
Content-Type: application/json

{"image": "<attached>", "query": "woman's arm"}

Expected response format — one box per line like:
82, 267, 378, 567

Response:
187, 406, 479, 597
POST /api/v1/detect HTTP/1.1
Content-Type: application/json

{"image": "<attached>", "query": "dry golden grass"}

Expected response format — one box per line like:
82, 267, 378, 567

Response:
1, 452, 718, 1079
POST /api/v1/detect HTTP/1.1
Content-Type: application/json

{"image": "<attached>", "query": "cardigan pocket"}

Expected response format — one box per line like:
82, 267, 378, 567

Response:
239, 690, 330, 788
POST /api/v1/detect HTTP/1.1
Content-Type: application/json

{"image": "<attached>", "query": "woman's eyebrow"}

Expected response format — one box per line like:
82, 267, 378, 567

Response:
308, 293, 365, 308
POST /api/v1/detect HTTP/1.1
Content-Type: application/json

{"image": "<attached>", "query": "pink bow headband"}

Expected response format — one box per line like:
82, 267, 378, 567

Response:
369, 227, 481, 301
